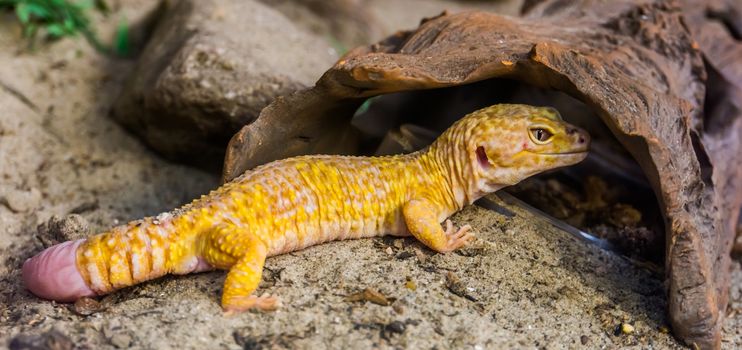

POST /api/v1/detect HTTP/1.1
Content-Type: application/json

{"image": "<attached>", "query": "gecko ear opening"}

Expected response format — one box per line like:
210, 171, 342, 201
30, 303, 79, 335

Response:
476, 146, 491, 169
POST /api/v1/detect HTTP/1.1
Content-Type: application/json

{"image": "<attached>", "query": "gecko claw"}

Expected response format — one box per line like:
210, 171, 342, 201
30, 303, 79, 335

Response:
223, 294, 281, 314
441, 221, 474, 253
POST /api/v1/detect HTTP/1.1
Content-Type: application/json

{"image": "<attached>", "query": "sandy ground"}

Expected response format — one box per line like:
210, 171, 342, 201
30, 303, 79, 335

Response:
0, 1, 740, 349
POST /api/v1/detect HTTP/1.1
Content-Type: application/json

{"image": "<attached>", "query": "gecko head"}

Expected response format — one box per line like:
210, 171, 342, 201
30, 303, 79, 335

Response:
457, 104, 590, 187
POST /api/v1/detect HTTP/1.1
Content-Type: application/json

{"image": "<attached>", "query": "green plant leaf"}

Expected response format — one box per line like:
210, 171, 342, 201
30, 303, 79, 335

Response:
15, 2, 30, 23
75, 0, 94, 10
21, 2, 51, 19
63, 17, 74, 30
113, 18, 129, 56
46, 23, 65, 37
7, 0, 123, 55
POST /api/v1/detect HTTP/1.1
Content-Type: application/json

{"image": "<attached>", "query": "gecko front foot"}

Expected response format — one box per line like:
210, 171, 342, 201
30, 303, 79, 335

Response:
441, 220, 474, 253
223, 293, 282, 314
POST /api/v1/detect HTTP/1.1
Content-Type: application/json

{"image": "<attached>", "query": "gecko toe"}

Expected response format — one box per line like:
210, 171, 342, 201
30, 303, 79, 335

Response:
222, 294, 281, 313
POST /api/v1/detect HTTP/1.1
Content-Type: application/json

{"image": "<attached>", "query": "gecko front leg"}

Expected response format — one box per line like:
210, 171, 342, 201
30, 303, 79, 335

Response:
403, 198, 474, 253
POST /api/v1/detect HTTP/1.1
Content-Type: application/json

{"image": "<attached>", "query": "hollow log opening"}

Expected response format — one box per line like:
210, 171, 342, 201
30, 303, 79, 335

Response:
352, 78, 665, 262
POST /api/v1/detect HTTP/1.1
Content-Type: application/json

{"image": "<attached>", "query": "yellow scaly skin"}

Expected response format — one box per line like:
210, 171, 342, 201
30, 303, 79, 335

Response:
74, 104, 590, 312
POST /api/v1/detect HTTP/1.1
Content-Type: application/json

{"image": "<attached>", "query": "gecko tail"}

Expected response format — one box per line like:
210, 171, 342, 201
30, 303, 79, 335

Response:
23, 213, 213, 303
22, 239, 96, 302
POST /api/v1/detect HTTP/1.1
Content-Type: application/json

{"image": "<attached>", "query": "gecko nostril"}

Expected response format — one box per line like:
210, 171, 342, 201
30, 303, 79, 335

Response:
578, 136, 585, 144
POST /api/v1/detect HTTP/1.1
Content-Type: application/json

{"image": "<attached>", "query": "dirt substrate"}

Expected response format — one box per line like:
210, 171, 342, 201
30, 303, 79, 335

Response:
0, 2, 740, 349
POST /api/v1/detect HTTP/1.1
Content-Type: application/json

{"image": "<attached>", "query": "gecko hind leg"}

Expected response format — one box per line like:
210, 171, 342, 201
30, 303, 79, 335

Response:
221, 246, 280, 313
200, 224, 280, 313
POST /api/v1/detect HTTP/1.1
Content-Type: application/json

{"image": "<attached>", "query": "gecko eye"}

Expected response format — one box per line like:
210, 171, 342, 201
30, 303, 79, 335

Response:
529, 128, 553, 144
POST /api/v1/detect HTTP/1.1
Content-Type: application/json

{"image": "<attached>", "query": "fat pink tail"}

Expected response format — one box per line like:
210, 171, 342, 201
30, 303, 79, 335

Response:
23, 213, 215, 303
22, 239, 96, 302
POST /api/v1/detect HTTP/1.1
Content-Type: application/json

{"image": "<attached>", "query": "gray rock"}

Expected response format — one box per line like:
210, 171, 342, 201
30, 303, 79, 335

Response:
111, 0, 337, 169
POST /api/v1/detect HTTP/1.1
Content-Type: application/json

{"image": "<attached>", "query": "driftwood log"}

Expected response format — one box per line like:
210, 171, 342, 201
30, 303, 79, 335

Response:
222, 1, 741, 348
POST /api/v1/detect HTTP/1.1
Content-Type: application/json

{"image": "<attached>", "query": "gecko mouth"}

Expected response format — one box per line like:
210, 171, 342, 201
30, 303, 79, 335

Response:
534, 151, 589, 156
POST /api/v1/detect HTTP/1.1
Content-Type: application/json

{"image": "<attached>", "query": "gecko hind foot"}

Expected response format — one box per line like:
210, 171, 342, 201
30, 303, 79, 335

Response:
442, 220, 474, 253
223, 293, 282, 314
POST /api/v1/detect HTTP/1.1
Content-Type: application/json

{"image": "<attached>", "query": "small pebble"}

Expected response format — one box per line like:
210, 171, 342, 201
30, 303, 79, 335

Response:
71, 297, 104, 316
346, 288, 390, 306
109, 332, 132, 348
392, 302, 405, 315
580, 335, 589, 345
405, 280, 417, 291
393, 239, 404, 249
404, 276, 417, 291
385, 321, 406, 334
385, 247, 393, 255
414, 249, 427, 263
621, 323, 635, 334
